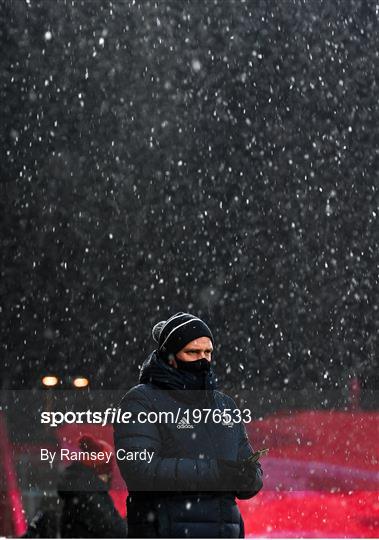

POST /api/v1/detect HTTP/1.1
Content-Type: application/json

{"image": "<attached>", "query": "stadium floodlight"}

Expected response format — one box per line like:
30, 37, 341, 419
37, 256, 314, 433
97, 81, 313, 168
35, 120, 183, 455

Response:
41, 375, 59, 387
73, 376, 89, 388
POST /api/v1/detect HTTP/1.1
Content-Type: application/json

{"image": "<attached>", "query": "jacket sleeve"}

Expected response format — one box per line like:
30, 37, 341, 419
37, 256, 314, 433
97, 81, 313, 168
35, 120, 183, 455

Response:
113, 387, 220, 492
235, 419, 263, 500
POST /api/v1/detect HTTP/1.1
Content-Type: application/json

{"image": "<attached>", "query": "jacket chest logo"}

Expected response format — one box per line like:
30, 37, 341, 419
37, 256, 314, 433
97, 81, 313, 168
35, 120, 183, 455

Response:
176, 416, 194, 429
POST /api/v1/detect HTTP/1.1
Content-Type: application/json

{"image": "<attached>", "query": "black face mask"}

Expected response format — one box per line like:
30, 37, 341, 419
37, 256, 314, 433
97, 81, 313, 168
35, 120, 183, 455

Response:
175, 358, 211, 373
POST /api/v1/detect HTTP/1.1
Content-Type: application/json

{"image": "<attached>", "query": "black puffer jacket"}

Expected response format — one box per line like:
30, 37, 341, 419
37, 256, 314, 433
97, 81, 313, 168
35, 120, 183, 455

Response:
57, 462, 127, 538
114, 351, 263, 538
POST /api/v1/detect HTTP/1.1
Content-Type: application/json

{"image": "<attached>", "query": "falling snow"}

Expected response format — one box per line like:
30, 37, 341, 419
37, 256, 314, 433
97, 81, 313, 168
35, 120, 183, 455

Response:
0, 1, 378, 534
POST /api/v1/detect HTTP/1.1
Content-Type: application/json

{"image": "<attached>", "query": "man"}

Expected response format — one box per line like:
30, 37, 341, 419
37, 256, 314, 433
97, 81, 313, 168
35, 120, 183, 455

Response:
114, 312, 263, 538
58, 434, 127, 538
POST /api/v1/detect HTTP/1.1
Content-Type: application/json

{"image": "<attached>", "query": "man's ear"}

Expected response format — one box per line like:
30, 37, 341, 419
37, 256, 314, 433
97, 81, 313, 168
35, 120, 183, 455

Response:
168, 355, 178, 369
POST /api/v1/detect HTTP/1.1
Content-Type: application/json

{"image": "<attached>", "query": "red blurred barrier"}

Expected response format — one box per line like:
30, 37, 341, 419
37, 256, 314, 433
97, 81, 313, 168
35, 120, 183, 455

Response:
248, 410, 378, 472
0, 412, 27, 537
242, 410, 379, 537
239, 491, 379, 538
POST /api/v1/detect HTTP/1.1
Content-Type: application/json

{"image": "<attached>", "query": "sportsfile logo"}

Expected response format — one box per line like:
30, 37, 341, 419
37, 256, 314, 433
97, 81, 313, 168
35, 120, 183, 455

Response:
176, 416, 194, 429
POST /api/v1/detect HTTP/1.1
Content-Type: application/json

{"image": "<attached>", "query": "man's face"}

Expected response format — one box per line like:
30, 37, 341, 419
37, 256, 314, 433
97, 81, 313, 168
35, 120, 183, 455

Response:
175, 336, 213, 362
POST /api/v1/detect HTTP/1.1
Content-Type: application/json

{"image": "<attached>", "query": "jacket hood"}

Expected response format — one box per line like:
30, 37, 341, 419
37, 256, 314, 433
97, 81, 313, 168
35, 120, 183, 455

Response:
139, 350, 218, 393
57, 462, 109, 496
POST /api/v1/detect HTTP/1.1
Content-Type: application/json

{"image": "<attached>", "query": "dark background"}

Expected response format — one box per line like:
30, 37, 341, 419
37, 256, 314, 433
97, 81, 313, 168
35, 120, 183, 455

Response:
1, 0, 378, 399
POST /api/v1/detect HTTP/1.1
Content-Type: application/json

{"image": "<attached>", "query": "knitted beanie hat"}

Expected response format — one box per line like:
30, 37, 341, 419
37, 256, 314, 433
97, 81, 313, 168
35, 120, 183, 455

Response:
78, 434, 114, 475
152, 312, 214, 356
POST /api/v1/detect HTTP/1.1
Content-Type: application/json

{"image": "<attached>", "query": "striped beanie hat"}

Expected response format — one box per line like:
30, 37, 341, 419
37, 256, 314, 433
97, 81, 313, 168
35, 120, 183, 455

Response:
152, 312, 214, 356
